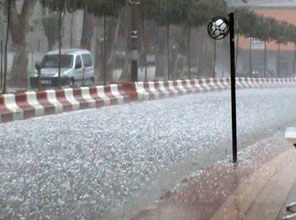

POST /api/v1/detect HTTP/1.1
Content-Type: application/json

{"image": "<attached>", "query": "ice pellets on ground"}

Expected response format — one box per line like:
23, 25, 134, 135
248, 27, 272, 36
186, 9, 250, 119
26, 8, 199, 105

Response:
0, 88, 296, 220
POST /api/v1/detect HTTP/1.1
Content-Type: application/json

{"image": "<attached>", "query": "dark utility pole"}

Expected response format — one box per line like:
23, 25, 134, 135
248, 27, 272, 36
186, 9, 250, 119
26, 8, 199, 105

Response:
229, 12, 238, 163
3, 0, 11, 94
58, 0, 62, 88
0, 40, 3, 91
130, 0, 140, 82
103, 14, 107, 85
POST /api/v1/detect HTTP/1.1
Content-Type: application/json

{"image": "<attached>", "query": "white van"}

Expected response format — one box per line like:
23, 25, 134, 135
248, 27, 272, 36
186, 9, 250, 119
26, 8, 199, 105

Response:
31, 49, 95, 87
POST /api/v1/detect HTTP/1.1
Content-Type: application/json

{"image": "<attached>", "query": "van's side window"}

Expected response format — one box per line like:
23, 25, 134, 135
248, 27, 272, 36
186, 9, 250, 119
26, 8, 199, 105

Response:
82, 54, 93, 67
75, 56, 82, 69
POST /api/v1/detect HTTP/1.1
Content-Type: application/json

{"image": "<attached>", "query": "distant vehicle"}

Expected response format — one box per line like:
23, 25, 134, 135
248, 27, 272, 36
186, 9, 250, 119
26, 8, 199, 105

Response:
31, 49, 95, 88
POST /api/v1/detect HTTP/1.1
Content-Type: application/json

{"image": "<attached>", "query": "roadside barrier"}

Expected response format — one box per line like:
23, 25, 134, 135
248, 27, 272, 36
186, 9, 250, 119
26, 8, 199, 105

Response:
0, 78, 295, 123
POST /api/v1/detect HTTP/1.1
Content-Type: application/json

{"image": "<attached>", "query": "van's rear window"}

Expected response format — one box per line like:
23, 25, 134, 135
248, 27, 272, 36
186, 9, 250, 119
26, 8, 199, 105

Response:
82, 54, 93, 67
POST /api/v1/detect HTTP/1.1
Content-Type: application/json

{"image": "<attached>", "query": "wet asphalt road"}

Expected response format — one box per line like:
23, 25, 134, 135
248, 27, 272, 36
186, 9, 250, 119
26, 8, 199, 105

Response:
1, 88, 296, 220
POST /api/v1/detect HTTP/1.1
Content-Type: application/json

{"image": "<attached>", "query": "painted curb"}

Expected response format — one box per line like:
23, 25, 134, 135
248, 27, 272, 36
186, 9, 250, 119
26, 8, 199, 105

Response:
0, 78, 295, 123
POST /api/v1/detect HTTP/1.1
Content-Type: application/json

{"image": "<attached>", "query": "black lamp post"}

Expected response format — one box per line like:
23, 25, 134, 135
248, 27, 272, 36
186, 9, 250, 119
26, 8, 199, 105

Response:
208, 13, 238, 163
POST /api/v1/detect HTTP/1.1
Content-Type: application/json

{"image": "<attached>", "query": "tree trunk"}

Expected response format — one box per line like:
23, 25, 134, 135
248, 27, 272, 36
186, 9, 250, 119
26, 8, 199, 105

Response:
70, 13, 74, 48
9, 0, 38, 88
94, 17, 103, 82
198, 29, 207, 78
249, 38, 252, 77
155, 26, 166, 80
156, 53, 166, 80
42, 14, 60, 51
167, 24, 170, 80
142, 12, 147, 81
213, 40, 216, 78
3, 0, 11, 93
103, 14, 107, 84
235, 35, 239, 69
104, 11, 125, 82
188, 26, 191, 79
1, 40, 3, 91
293, 42, 296, 77
264, 41, 267, 77
48, 40, 55, 51
155, 0, 166, 80
277, 43, 281, 77
81, 8, 96, 50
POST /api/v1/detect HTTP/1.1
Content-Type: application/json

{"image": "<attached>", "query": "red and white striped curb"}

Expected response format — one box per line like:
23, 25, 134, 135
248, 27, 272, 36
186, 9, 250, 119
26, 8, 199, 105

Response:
0, 78, 295, 123
0, 84, 129, 123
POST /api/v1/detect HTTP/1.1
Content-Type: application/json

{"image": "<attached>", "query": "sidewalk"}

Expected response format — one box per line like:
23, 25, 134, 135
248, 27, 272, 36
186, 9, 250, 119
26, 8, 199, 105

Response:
210, 149, 296, 220
131, 133, 296, 220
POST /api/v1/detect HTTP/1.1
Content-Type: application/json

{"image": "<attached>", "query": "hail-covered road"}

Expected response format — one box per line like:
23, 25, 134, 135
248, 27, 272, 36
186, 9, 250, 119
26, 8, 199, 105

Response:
1, 88, 296, 220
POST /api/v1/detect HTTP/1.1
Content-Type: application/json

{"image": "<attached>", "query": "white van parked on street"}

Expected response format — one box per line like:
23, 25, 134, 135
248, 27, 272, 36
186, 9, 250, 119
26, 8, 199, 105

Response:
31, 49, 95, 87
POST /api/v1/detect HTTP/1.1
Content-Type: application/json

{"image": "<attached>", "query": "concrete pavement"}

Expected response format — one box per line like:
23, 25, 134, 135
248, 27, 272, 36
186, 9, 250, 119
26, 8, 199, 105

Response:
210, 149, 296, 220
131, 134, 296, 220
2, 88, 296, 220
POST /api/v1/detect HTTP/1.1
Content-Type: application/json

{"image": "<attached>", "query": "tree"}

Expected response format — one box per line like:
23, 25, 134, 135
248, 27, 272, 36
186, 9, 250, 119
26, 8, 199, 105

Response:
42, 12, 63, 51
42, 0, 126, 49
8, 0, 38, 88
276, 21, 290, 77
43, 0, 127, 82
288, 25, 296, 76
260, 18, 275, 77
235, 8, 257, 76
2, 0, 10, 93
141, 0, 228, 79
139, 0, 197, 79
233, 7, 296, 78
190, 0, 227, 78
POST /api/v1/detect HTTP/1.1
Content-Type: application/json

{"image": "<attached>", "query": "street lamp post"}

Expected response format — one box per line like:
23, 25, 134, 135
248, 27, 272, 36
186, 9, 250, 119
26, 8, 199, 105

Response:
130, 0, 140, 82
208, 13, 238, 163
229, 13, 238, 163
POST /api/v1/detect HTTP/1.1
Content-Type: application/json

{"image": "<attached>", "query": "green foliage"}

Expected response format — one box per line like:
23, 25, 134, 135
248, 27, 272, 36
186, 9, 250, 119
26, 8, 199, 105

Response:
234, 7, 296, 44
139, 0, 192, 26
191, 0, 228, 26
41, 0, 126, 17
42, 0, 296, 44
140, 0, 227, 27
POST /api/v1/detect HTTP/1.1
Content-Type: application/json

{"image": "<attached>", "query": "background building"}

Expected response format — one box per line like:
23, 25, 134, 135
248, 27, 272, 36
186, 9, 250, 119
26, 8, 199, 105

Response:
236, 0, 296, 77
